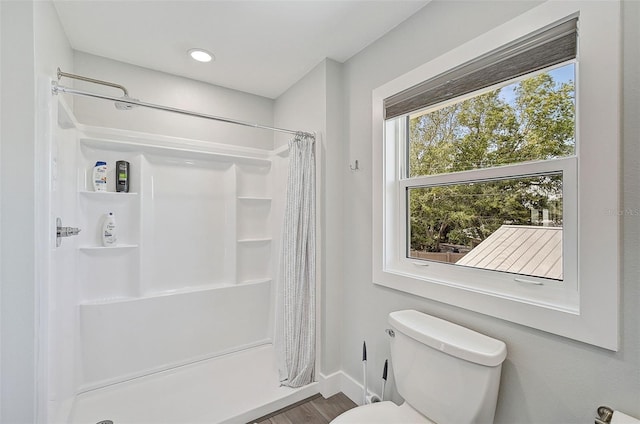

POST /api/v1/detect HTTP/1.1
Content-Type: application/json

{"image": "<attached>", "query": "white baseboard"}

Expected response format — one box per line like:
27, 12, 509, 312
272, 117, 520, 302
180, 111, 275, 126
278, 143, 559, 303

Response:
318, 370, 380, 406
318, 371, 342, 398
229, 382, 320, 424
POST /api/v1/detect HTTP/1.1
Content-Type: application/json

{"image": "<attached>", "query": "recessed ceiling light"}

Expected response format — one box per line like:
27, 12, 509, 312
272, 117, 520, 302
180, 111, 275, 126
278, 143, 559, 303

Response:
188, 48, 214, 63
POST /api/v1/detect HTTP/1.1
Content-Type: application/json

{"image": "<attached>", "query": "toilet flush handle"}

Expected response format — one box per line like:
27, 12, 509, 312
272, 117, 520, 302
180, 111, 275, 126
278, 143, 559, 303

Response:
385, 329, 395, 337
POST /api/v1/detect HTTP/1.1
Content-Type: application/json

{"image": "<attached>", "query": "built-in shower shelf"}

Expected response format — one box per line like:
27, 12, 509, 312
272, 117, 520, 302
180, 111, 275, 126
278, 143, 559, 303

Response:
79, 191, 139, 197
142, 282, 238, 298
239, 278, 272, 285
237, 196, 272, 201
80, 296, 137, 306
272, 143, 290, 157
237, 238, 272, 243
79, 244, 139, 251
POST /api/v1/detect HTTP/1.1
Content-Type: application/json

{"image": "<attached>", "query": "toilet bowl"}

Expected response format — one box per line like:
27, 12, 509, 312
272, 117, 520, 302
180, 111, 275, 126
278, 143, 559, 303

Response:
331, 310, 507, 424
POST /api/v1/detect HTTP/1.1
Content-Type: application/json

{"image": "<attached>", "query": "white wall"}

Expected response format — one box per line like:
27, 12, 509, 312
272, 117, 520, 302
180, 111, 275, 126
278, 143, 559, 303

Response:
273, 60, 327, 149
340, 1, 640, 423
322, 59, 346, 376
274, 59, 345, 377
0, 2, 36, 422
1, 0, 74, 422
72, 52, 274, 150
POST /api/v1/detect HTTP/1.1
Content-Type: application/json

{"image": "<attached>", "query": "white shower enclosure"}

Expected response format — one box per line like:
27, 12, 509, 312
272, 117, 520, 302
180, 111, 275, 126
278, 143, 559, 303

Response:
44, 96, 319, 423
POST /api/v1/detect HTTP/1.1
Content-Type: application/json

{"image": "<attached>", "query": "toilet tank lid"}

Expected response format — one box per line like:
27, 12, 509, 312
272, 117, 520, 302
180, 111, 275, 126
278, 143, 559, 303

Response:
388, 310, 507, 367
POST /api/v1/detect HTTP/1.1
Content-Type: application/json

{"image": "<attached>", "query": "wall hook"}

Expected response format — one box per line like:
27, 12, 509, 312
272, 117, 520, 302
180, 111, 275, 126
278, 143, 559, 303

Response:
350, 160, 360, 171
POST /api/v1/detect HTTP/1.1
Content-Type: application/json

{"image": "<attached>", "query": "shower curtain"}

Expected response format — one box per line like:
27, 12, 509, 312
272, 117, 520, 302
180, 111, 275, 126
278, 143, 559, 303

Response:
276, 132, 316, 388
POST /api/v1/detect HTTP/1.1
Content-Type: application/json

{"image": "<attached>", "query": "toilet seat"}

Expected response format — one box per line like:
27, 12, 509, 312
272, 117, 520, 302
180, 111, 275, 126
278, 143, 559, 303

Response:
330, 401, 433, 423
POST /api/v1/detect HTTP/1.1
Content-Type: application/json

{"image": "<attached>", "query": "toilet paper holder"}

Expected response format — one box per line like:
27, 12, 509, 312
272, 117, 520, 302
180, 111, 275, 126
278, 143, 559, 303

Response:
596, 406, 614, 424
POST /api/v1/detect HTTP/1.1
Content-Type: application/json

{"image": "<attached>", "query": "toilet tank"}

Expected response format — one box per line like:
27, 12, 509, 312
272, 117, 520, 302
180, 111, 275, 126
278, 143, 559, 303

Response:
388, 310, 507, 424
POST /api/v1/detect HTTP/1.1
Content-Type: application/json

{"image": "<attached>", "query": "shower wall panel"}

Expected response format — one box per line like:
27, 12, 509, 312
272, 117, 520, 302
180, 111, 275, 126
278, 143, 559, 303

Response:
142, 155, 234, 294
72, 131, 284, 390
79, 281, 271, 390
49, 101, 81, 419
238, 198, 272, 240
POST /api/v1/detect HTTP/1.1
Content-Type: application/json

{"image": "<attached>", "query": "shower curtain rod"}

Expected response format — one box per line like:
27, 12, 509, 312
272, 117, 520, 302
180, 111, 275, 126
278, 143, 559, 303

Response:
51, 70, 315, 138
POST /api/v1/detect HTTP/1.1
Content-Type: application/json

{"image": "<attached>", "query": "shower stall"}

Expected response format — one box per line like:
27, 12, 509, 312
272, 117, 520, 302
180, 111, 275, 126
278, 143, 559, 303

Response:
44, 73, 319, 423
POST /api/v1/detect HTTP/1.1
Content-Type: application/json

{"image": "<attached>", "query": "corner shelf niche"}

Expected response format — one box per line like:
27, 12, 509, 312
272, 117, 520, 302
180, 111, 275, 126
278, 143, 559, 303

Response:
235, 163, 275, 285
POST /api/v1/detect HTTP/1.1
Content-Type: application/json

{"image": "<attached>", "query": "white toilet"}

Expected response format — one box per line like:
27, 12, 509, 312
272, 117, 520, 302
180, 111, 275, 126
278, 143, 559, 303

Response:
332, 310, 507, 424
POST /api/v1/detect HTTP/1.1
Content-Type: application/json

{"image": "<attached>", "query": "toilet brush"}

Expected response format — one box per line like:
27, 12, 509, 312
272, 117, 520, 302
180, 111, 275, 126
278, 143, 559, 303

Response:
381, 359, 388, 401
362, 341, 367, 405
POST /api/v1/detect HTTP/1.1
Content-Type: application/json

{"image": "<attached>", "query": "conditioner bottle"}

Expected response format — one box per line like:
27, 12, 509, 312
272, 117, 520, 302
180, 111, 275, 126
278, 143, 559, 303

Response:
101, 212, 117, 247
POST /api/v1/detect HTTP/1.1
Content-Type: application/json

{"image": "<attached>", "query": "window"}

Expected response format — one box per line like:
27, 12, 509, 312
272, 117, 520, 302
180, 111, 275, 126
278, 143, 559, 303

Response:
403, 63, 574, 283
372, 1, 620, 350
407, 174, 564, 280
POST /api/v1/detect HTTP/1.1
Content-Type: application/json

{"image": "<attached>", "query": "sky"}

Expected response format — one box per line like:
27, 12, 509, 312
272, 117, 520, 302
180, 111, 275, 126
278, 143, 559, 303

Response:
498, 62, 575, 105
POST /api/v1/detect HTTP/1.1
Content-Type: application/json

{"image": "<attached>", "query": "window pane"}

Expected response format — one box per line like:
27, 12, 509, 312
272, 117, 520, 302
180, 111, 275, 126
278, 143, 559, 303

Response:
408, 64, 575, 178
408, 173, 563, 280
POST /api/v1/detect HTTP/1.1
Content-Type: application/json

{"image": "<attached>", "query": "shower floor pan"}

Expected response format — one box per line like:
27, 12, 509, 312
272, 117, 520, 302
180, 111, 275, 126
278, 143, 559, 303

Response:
69, 344, 319, 424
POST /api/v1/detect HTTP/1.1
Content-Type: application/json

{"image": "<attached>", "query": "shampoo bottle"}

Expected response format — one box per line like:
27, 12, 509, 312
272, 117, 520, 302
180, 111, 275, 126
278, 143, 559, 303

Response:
102, 212, 117, 246
93, 161, 108, 192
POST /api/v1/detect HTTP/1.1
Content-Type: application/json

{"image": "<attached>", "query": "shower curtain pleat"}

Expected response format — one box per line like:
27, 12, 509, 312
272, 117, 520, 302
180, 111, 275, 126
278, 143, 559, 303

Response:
276, 132, 316, 388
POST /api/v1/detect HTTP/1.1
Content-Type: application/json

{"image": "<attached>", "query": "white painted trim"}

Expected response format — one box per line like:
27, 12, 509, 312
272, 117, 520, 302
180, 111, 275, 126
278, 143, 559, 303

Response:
321, 370, 382, 407
318, 371, 342, 399
340, 371, 370, 406
0, 2, 3, 416
314, 131, 323, 390
372, 0, 620, 350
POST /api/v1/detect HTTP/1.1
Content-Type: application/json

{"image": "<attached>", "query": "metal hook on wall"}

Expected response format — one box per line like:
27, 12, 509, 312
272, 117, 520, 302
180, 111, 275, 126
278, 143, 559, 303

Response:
350, 160, 360, 171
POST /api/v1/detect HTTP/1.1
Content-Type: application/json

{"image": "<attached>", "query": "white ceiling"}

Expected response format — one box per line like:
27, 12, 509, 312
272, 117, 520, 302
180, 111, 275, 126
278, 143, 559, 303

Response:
53, 1, 429, 99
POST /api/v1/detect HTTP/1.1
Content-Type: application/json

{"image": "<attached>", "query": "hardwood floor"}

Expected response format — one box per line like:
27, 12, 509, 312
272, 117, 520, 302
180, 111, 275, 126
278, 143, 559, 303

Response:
252, 393, 357, 424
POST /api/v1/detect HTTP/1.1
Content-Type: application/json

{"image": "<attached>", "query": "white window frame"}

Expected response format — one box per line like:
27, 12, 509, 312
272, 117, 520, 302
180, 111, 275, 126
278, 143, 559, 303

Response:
372, 1, 620, 350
